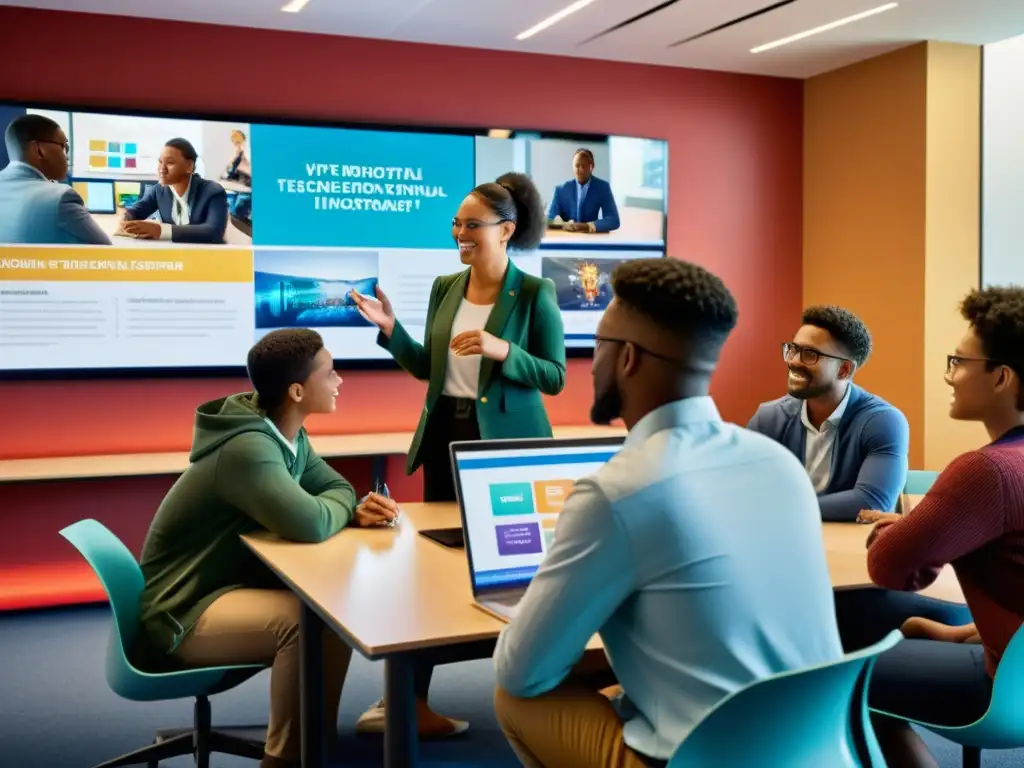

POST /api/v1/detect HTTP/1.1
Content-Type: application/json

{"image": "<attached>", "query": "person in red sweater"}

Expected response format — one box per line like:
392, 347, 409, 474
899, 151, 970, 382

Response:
836, 286, 1024, 768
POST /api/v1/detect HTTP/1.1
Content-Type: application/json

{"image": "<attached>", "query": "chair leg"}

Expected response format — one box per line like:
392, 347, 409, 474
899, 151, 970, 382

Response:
208, 729, 267, 760
91, 732, 193, 768
194, 695, 212, 768
963, 745, 981, 768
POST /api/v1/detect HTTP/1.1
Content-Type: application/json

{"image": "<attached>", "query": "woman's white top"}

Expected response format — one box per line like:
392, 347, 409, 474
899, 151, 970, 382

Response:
442, 299, 495, 399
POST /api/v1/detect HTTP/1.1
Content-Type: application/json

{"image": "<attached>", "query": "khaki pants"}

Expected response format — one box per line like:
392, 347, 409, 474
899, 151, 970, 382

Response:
174, 589, 352, 760
494, 681, 665, 768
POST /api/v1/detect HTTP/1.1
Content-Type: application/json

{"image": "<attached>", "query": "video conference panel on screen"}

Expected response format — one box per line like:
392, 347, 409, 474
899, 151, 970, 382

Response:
0, 103, 667, 373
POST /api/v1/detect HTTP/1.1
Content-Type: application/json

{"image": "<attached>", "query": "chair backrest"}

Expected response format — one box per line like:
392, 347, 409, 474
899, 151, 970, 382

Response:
903, 470, 938, 495
59, 519, 145, 695
970, 620, 1024, 744
668, 631, 902, 767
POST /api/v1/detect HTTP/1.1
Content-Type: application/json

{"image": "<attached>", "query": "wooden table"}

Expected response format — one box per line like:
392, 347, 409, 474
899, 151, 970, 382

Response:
0, 425, 625, 484
242, 503, 965, 768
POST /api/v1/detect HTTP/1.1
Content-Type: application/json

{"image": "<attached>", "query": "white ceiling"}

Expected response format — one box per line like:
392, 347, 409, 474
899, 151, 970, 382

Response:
3, 0, 1024, 78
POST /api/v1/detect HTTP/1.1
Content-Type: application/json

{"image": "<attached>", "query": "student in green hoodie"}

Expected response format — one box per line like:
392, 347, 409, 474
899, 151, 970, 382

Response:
137, 328, 399, 768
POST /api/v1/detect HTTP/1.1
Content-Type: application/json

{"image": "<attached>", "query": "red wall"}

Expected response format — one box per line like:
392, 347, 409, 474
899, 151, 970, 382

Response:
0, 8, 803, 608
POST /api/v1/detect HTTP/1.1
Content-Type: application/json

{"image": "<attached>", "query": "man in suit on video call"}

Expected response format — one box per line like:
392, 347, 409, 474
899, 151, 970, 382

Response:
0, 114, 112, 246
121, 138, 229, 244
547, 148, 620, 233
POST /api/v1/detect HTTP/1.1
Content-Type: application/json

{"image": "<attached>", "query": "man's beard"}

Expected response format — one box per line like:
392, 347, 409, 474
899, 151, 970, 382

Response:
786, 368, 831, 400
590, 381, 622, 425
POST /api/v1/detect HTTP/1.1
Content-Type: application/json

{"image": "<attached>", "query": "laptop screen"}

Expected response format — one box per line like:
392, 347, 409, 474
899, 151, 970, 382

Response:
452, 437, 624, 593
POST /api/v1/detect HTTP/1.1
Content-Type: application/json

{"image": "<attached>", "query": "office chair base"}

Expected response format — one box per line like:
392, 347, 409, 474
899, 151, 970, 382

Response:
963, 745, 981, 768
93, 732, 194, 768
155, 725, 266, 759
91, 727, 265, 768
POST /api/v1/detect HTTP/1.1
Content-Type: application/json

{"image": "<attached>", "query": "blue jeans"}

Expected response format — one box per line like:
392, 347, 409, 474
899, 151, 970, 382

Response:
834, 587, 991, 726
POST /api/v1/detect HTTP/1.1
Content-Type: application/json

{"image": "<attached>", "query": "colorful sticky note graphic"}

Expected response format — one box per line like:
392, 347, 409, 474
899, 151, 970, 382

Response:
489, 482, 535, 517
107, 156, 122, 168
89, 154, 108, 168
108, 142, 121, 153
124, 143, 137, 154
125, 157, 137, 168
71, 182, 89, 204
495, 523, 542, 556
540, 517, 557, 530
88, 139, 106, 152
533, 479, 575, 514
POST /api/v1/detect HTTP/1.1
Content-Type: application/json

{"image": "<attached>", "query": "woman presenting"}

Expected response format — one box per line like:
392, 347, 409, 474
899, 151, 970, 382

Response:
350, 171, 566, 735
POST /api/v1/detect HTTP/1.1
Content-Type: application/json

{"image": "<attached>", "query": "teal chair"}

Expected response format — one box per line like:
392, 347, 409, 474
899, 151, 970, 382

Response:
667, 630, 902, 767
904, 470, 939, 495
60, 519, 267, 768
872, 623, 1024, 768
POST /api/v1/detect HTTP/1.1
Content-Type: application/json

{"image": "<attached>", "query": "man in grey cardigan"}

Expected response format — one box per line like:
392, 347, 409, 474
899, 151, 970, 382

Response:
748, 305, 909, 522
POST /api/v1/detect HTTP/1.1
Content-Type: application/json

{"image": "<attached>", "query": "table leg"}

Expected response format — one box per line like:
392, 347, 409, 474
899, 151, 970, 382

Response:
299, 603, 327, 768
384, 653, 418, 768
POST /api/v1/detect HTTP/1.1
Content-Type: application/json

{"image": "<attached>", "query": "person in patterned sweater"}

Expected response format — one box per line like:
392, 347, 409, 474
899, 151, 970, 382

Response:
838, 286, 1024, 768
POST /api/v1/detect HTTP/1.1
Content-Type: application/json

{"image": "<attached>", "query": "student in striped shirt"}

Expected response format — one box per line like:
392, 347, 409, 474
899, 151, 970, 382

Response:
838, 286, 1024, 768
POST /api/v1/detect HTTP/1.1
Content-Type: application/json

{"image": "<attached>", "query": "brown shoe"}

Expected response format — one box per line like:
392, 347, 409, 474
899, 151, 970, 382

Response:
260, 755, 301, 768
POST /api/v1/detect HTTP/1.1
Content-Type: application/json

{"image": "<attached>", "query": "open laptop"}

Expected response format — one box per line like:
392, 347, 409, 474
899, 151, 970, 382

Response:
450, 435, 625, 622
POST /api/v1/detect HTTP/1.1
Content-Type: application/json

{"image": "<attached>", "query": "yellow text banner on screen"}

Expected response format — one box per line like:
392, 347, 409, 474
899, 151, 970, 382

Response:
0, 247, 254, 283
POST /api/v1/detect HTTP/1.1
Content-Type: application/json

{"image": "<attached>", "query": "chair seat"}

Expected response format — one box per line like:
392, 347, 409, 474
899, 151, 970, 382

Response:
111, 662, 267, 702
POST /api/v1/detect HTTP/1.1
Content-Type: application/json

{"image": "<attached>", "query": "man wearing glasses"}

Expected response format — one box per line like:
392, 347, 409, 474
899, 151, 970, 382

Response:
0, 114, 111, 245
747, 305, 909, 522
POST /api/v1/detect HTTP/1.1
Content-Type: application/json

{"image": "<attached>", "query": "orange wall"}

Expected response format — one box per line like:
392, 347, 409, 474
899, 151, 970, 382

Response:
803, 42, 984, 470
804, 43, 928, 468
0, 8, 804, 608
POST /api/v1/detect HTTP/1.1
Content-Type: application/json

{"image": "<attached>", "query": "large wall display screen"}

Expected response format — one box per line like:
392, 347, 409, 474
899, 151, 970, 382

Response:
0, 103, 667, 373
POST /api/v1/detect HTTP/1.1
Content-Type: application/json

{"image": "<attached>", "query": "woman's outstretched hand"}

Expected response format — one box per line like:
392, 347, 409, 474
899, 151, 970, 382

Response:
350, 285, 396, 337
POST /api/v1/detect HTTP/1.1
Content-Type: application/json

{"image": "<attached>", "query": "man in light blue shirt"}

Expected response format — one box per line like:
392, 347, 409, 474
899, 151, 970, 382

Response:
0, 114, 112, 245
493, 258, 843, 767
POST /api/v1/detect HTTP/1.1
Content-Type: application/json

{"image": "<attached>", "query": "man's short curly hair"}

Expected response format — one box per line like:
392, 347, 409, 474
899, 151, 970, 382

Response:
611, 258, 738, 347
247, 329, 324, 413
960, 286, 1024, 407
801, 305, 872, 367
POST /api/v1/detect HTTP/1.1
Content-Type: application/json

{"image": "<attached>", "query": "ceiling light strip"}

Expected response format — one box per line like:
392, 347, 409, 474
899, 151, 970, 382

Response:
280, 0, 312, 13
750, 2, 898, 53
516, 0, 600, 41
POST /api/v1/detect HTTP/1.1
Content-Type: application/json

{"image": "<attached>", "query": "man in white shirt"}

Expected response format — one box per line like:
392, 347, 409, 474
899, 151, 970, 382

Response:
493, 258, 844, 767
122, 138, 229, 244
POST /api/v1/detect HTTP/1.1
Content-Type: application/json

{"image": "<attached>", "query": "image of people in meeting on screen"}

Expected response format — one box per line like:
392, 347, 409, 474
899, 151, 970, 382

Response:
222, 129, 253, 236
0, 115, 112, 246
493, 259, 844, 767
224, 129, 252, 184
836, 286, 1024, 768
350, 171, 566, 736
747, 305, 909, 522
120, 138, 230, 244
546, 148, 620, 233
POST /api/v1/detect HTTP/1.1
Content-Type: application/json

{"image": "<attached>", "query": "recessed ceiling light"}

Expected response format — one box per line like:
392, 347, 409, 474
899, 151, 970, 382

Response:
280, 0, 312, 13
516, 0, 599, 41
750, 2, 898, 53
